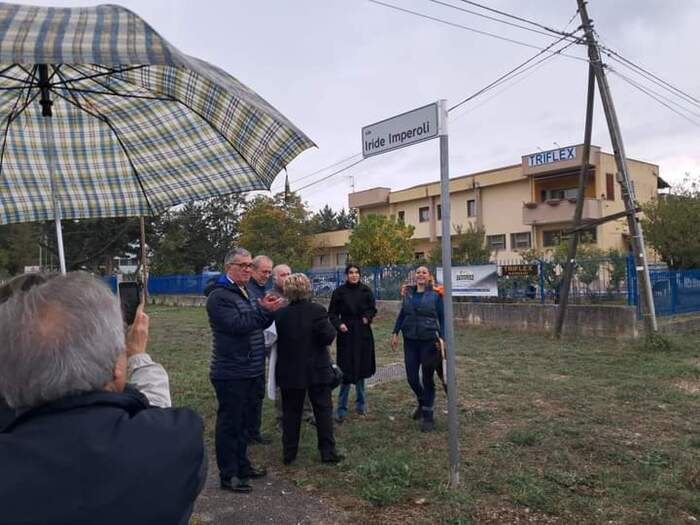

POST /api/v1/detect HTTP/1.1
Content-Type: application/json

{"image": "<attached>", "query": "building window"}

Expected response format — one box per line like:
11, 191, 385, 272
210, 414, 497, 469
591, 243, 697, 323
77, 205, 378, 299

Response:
414, 252, 425, 260
542, 230, 561, 247
606, 173, 615, 201
578, 226, 597, 243
437, 204, 442, 221
419, 206, 430, 223
336, 252, 347, 266
510, 232, 531, 250
541, 188, 578, 201
397, 210, 405, 222
319, 254, 328, 267
487, 234, 506, 251
467, 199, 476, 217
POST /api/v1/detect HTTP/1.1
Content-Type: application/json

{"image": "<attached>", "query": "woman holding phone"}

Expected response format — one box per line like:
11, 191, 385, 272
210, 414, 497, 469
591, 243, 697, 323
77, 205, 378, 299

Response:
391, 266, 444, 432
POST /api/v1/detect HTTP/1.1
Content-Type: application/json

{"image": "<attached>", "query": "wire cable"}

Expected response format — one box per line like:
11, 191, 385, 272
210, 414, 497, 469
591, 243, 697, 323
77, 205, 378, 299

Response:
425, 0, 582, 43
294, 158, 366, 193
270, 152, 362, 191
367, 0, 587, 61
608, 68, 700, 128
448, 35, 578, 112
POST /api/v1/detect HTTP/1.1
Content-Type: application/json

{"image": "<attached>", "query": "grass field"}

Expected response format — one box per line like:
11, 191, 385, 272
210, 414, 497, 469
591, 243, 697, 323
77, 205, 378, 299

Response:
147, 305, 700, 524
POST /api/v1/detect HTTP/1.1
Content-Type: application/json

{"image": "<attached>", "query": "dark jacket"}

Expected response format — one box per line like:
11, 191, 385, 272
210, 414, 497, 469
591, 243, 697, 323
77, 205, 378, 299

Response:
206, 275, 273, 380
328, 282, 377, 383
275, 300, 337, 389
394, 286, 444, 340
0, 397, 14, 430
0, 387, 206, 525
247, 279, 268, 300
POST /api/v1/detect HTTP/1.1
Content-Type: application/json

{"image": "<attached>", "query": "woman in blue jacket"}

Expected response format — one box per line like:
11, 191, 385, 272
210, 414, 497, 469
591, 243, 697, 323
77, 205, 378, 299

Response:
391, 266, 444, 432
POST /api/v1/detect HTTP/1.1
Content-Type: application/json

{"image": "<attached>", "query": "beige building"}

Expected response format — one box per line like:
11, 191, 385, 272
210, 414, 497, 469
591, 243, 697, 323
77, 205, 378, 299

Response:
312, 144, 667, 268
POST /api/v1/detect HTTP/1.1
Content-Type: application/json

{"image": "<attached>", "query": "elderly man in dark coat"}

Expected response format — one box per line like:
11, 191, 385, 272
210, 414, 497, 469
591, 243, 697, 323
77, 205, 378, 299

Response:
206, 247, 284, 494
328, 264, 377, 422
0, 273, 206, 525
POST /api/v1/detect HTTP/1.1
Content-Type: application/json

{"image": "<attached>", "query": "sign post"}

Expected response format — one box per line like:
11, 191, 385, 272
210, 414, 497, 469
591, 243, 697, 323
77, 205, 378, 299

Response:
362, 100, 460, 488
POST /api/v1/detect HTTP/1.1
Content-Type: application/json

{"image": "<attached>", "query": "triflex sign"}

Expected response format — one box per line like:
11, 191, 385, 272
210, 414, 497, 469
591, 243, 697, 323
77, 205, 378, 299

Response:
526, 146, 576, 168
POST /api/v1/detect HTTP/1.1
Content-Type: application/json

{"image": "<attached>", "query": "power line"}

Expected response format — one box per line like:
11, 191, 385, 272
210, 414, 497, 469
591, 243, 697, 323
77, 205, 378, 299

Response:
600, 44, 700, 109
294, 158, 366, 193
451, 40, 577, 122
455, 0, 574, 37
448, 35, 577, 112
609, 68, 700, 128
366, 0, 587, 61
425, 0, 582, 43
270, 152, 362, 191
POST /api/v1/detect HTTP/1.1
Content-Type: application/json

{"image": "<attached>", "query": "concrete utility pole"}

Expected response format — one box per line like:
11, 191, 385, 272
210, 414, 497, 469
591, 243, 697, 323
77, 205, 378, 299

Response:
576, 0, 658, 332
554, 63, 596, 338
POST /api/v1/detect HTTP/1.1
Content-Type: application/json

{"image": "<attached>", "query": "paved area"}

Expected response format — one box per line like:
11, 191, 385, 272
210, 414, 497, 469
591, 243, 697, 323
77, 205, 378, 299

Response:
192, 363, 405, 524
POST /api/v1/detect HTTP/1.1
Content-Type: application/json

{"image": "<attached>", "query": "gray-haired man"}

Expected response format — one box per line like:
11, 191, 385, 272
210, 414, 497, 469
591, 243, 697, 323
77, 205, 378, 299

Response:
0, 273, 206, 525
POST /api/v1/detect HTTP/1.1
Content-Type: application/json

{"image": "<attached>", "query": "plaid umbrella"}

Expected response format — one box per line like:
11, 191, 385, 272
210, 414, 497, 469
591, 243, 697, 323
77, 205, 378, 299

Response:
0, 3, 314, 271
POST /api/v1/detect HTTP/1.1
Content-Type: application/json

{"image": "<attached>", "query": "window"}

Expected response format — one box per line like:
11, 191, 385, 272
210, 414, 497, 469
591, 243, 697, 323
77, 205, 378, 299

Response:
606, 173, 615, 201
487, 234, 506, 251
397, 210, 405, 222
414, 252, 425, 260
467, 199, 476, 217
578, 226, 597, 243
319, 254, 328, 267
336, 252, 347, 266
437, 204, 442, 221
419, 206, 430, 222
510, 232, 531, 250
541, 188, 578, 201
543, 230, 561, 247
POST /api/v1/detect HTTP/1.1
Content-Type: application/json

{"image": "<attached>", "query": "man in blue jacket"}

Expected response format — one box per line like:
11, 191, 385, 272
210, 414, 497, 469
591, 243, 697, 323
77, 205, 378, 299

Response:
206, 247, 284, 493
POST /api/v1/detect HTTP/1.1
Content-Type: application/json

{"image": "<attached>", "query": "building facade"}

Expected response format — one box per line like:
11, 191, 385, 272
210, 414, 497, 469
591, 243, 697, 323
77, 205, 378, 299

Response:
311, 144, 667, 268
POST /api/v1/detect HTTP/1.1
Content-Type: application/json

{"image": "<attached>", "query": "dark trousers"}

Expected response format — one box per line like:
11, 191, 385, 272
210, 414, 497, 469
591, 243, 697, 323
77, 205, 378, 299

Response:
244, 374, 265, 439
211, 377, 256, 480
403, 338, 437, 410
280, 385, 335, 462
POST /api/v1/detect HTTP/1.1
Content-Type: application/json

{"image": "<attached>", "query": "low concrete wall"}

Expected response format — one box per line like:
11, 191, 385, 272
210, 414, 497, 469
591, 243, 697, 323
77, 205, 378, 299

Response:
149, 295, 639, 338
658, 313, 700, 335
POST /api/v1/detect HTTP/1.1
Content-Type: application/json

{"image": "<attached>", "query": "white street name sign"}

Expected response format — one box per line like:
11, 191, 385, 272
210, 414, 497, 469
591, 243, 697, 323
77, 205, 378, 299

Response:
362, 103, 439, 158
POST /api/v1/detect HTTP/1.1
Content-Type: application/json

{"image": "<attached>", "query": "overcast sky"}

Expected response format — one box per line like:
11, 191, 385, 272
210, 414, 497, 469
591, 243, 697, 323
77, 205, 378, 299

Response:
16, 0, 700, 211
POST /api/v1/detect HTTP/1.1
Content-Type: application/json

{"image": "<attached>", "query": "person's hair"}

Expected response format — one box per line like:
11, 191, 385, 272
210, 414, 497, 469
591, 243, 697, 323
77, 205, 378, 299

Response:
0, 273, 54, 304
0, 272, 125, 410
252, 255, 273, 269
283, 273, 312, 303
272, 264, 291, 278
345, 264, 361, 276
224, 247, 251, 266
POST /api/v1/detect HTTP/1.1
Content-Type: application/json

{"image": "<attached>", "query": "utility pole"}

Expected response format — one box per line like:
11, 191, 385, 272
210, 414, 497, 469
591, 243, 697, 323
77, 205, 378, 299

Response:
554, 63, 596, 338
576, 0, 658, 332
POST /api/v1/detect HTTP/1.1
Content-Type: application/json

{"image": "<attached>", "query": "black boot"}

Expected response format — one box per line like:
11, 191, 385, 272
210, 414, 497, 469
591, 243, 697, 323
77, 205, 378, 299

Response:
420, 408, 435, 432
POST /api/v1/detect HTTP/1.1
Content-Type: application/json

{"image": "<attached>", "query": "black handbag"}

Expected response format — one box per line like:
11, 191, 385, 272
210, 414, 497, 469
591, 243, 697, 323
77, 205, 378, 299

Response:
329, 363, 343, 390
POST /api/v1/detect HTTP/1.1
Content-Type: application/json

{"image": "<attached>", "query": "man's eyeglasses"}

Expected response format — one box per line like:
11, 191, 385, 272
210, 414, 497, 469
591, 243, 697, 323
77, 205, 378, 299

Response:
231, 262, 253, 270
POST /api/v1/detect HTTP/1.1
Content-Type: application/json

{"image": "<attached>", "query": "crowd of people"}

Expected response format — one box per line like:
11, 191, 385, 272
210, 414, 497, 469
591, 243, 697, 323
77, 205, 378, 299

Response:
0, 247, 445, 521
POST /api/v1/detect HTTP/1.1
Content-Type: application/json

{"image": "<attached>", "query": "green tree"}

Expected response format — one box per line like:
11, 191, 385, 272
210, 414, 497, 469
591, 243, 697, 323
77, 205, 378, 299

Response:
0, 223, 42, 276
429, 223, 491, 265
641, 174, 700, 269
336, 208, 358, 230
346, 214, 414, 267
238, 192, 314, 269
310, 205, 338, 233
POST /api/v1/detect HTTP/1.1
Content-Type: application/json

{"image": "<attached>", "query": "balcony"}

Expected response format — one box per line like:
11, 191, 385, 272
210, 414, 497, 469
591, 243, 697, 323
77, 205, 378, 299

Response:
522, 198, 602, 225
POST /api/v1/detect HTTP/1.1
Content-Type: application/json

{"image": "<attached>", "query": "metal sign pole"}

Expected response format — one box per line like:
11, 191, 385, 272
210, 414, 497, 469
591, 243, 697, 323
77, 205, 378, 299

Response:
438, 99, 460, 488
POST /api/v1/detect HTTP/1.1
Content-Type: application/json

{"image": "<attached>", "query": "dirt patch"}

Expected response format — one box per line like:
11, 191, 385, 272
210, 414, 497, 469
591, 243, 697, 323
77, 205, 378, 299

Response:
674, 379, 700, 395
473, 501, 562, 524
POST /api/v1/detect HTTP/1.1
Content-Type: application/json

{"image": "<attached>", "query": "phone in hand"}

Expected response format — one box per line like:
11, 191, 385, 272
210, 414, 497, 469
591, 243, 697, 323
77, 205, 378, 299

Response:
118, 282, 142, 325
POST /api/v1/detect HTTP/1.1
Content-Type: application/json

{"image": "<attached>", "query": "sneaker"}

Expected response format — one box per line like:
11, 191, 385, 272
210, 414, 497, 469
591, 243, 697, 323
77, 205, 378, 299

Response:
321, 451, 345, 464
220, 477, 253, 493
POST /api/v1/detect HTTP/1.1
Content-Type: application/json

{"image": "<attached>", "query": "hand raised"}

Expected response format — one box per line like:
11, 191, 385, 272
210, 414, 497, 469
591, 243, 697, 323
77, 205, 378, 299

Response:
339, 323, 349, 333
126, 304, 149, 358
259, 295, 284, 312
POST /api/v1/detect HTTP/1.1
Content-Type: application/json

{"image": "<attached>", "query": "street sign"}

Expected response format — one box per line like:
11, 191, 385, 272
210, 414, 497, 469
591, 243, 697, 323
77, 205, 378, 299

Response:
361, 103, 439, 158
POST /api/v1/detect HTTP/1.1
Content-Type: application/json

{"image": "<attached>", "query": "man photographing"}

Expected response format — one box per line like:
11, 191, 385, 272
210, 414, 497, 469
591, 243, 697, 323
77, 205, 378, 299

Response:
0, 272, 206, 525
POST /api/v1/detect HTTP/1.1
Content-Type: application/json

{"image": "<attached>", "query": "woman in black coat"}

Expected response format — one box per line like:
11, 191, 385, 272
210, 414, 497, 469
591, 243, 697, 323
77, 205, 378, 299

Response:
328, 264, 377, 423
274, 273, 344, 465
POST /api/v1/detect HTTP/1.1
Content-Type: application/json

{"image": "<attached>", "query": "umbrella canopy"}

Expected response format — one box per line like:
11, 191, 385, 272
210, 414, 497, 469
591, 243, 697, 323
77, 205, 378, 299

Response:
0, 2, 314, 226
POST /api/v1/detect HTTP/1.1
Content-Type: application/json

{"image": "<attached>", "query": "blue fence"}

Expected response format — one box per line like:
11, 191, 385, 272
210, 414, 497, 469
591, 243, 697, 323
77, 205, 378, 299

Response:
140, 257, 700, 317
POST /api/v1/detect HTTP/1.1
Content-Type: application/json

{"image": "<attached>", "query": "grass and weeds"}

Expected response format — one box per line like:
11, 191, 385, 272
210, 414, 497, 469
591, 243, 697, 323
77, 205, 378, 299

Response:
148, 305, 700, 524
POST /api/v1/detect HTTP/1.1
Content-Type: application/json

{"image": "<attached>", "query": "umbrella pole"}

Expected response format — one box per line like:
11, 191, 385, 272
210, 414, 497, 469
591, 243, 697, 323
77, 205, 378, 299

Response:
39, 64, 66, 274
140, 216, 148, 303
